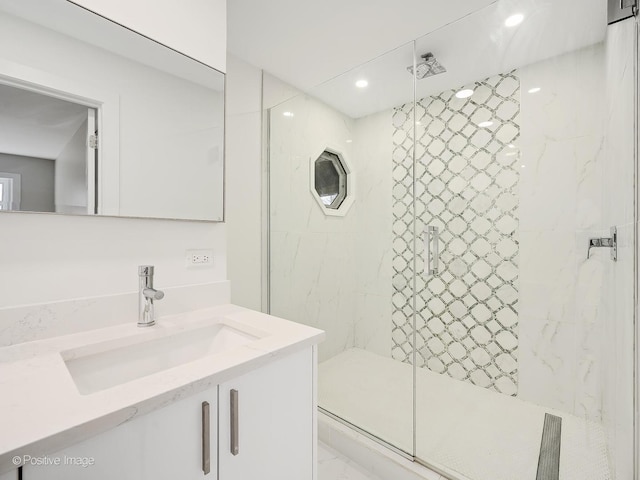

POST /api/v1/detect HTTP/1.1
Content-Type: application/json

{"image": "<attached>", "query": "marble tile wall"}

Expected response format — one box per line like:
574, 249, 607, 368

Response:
269, 94, 358, 362
352, 110, 394, 358
391, 72, 521, 395
516, 43, 607, 420
268, 84, 395, 362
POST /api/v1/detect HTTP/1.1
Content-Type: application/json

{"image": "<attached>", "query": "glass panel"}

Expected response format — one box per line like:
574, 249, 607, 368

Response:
412, 2, 635, 480
265, 1, 635, 478
266, 41, 416, 454
0, 3, 225, 221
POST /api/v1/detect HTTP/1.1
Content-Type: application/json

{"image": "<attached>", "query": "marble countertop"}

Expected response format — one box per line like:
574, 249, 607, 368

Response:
0, 304, 324, 474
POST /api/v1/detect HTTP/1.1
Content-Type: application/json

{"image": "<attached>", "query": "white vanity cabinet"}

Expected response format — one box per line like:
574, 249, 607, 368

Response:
21, 347, 314, 480
23, 387, 218, 480
218, 348, 314, 480
0, 470, 17, 480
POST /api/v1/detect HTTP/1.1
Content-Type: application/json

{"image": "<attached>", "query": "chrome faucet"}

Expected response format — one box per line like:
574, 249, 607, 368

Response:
138, 265, 164, 327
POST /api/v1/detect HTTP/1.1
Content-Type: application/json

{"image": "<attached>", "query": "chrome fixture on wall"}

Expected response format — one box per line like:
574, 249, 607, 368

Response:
608, 0, 637, 25
587, 227, 618, 261
138, 265, 165, 327
407, 53, 447, 79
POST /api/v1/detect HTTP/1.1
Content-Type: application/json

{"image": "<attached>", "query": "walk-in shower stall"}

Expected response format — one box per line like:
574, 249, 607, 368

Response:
264, 1, 638, 479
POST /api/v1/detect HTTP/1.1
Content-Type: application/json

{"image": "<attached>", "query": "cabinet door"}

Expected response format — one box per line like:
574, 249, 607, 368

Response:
23, 388, 217, 480
141, 388, 218, 480
0, 469, 18, 480
219, 348, 314, 480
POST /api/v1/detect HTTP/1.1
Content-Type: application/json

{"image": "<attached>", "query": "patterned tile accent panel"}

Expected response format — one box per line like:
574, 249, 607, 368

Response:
391, 72, 520, 396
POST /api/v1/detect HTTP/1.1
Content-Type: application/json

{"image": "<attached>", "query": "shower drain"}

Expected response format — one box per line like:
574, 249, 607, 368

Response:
536, 413, 562, 480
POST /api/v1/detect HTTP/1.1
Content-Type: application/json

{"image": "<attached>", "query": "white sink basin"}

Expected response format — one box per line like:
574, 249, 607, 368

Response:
62, 323, 259, 394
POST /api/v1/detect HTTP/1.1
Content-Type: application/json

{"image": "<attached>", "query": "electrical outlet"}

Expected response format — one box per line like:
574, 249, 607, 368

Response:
186, 249, 214, 267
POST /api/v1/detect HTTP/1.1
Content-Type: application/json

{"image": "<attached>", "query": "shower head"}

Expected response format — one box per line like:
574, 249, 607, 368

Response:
407, 52, 447, 79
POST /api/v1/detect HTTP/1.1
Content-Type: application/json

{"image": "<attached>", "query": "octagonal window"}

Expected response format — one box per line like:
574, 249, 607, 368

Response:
314, 150, 347, 209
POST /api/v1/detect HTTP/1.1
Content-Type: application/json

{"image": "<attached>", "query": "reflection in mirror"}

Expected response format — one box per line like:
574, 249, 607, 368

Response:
0, 0, 224, 221
0, 84, 97, 215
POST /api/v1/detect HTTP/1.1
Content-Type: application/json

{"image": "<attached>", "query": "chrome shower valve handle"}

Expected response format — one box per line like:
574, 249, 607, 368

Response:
587, 226, 617, 261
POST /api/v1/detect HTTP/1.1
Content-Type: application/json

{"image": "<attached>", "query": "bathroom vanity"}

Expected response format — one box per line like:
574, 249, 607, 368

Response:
0, 0, 325, 478
0, 305, 324, 480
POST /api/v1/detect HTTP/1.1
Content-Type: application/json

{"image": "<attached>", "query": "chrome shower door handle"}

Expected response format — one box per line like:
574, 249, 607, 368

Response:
424, 226, 440, 276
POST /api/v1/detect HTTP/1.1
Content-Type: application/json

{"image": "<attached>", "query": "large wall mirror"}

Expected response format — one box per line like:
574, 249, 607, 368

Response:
0, 0, 224, 221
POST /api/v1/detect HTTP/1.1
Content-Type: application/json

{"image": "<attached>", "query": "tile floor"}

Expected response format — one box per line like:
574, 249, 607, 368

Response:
319, 348, 611, 480
319, 443, 383, 480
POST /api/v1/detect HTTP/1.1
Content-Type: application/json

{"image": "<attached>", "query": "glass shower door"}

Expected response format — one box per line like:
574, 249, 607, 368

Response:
411, 2, 636, 480
266, 42, 417, 455
265, 1, 636, 477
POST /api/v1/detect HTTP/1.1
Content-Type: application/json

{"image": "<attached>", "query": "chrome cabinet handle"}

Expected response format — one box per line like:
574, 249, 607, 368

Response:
424, 226, 440, 276
230, 389, 239, 456
202, 401, 210, 475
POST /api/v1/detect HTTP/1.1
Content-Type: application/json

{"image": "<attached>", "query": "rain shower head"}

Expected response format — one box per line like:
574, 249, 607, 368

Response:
407, 52, 446, 79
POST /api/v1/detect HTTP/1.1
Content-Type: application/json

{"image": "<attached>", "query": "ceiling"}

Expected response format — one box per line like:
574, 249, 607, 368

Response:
228, 0, 498, 91
0, 83, 88, 160
229, 0, 607, 118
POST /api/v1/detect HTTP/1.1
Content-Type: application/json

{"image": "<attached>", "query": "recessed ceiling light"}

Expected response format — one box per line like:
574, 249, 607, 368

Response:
346, 139, 353, 143
455, 89, 474, 99
283, 111, 294, 117
528, 87, 541, 94
505, 13, 524, 27
355, 79, 368, 88
478, 121, 494, 128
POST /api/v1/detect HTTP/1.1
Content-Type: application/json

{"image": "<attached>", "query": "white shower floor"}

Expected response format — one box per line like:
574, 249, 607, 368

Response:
319, 348, 611, 480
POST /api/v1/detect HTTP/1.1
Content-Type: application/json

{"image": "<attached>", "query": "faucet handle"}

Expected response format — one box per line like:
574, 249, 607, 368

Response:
139, 265, 154, 276
143, 288, 165, 300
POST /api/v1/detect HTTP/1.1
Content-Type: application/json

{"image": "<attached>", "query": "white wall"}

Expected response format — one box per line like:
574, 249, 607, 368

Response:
0, 3, 227, 310
225, 55, 263, 311
0, 213, 226, 308
68, 0, 226, 72
55, 119, 87, 215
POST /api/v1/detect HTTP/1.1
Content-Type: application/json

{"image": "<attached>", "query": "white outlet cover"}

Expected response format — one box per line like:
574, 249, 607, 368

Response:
185, 249, 214, 267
